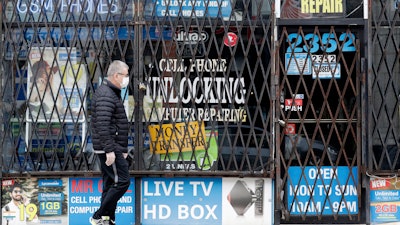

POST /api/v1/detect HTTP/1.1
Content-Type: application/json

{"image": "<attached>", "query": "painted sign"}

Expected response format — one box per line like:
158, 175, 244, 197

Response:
144, 76, 247, 122
287, 166, 358, 215
286, 32, 356, 53
141, 177, 273, 225
370, 177, 400, 224
148, 122, 218, 170
6, 0, 133, 22
148, 121, 206, 154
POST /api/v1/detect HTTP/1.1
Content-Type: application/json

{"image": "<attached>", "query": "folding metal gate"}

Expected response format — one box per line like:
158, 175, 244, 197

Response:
275, 26, 362, 222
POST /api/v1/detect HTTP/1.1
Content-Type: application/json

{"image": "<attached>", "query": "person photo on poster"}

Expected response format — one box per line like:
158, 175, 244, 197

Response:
2, 183, 39, 225
28, 59, 63, 120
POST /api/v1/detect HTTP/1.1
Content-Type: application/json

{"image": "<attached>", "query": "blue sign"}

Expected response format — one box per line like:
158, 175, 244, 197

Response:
69, 177, 135, 225
287, 166, 358, 215
19, 26, 172, 43
38, 179, 63, 187
142, 177, 222, 225
154, 0, 232, 18
285, 53, 312, 75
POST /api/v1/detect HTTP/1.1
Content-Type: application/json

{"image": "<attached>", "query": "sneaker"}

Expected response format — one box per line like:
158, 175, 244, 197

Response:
89, 216, 110, 225
89, 217, 103, 225
102, 216, 110, 225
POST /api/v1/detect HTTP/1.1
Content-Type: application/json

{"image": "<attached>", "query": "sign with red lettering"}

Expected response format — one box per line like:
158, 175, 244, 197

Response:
370, 177, 400, 224
2, 178, 68, 224
69, 177, 135, 225
284, 99, 303, 111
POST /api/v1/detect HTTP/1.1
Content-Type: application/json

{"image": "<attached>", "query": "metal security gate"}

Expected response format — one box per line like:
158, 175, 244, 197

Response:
0, 0, 274, 175
275, 26, 362, 222
369, 0, 400, 173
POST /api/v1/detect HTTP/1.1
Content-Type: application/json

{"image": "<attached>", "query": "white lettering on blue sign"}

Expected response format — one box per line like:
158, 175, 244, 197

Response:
141, 178, 221, 223
156, 0, 231, 18
287, 166, 358, 215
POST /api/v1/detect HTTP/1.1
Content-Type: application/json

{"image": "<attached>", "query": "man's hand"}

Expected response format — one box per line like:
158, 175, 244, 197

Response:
105, 152, 116, 166
123, 153, 128, 159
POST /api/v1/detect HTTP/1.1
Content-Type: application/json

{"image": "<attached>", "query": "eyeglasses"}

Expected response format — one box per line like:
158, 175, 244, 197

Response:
118, 73, 129, 77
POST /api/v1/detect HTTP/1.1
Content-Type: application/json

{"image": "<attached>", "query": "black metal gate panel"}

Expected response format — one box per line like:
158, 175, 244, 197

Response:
369, 0, 400, 173
276, 26, 362, 221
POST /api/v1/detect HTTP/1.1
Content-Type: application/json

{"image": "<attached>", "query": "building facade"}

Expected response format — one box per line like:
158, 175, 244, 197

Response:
0, 0, 399, 224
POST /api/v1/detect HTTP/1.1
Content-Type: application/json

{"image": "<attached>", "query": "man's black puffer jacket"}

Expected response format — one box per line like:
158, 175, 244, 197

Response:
91, 79, 129, 154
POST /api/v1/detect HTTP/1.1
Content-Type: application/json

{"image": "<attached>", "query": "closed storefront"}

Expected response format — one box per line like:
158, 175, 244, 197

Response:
0, 0, 399, 224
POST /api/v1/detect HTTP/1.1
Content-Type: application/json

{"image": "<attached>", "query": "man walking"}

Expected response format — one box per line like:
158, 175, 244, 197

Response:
90, 60, 131, 225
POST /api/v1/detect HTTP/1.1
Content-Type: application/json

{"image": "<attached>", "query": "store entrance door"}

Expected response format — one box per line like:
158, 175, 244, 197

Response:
275, 26, 363, 222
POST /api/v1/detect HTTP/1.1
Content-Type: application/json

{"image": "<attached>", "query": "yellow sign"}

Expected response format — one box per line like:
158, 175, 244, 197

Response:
148, 121, 206, 154
301, 0, 343, 13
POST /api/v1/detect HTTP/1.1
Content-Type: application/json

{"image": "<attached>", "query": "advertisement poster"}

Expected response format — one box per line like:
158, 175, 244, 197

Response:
141, 177, 273, 225
148, 121, 218, 170
69, 178, 135, 225
287, 166, 358, 215
370, 177, 400, 224
27, 47, 87, 122
1, 177, 135, 225
2, 178, 69, 225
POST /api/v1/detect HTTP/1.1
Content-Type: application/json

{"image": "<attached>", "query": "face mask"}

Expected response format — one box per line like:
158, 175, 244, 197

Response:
120, 76, 129, 88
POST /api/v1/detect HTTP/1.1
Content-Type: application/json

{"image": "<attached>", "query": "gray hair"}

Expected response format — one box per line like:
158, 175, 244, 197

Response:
107, 60, 129, 77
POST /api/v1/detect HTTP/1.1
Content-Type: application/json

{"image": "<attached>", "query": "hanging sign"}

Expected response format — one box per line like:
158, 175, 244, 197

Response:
370, 177, 400, 224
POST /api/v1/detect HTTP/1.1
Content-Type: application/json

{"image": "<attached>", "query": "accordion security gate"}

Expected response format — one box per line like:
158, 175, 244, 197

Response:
0, 0, 399, 224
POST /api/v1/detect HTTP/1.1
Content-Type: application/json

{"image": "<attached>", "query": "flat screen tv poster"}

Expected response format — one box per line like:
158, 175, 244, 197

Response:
2, 177, 272, 225
141, 177, 273, 225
